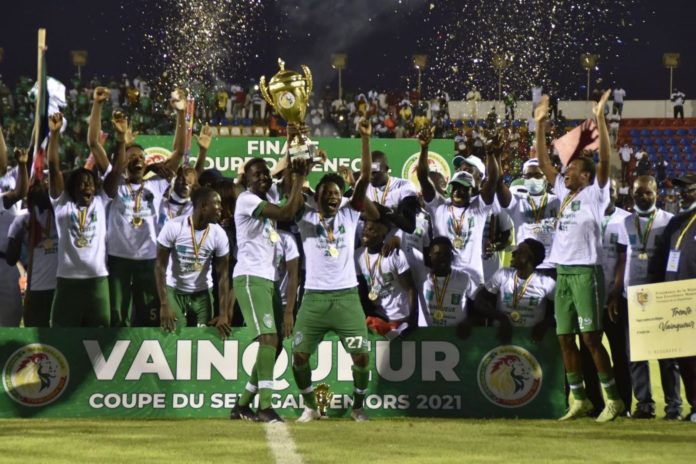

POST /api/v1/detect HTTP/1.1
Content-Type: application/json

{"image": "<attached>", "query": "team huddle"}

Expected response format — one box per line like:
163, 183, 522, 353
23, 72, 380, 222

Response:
1, 87, 695, 423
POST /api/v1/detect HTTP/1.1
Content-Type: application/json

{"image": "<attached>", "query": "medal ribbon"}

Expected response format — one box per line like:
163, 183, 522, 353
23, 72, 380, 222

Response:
319, 213, 336, 244
675, 211, 696, 250
189, 216, 211, 264
448, 205, 467, 238
166, 196, 188, 219
126, 182, 145, 219
526, 192, 548, 223
512, 271, 534, 309
372, 176, 391, 205
365, 251, 384, 288
634, 211, 656, 254
555, 188, 582, 229
432, 273, 451, 312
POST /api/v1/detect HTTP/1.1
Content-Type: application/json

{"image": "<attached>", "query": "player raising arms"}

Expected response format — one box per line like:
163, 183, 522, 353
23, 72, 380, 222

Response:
292, 120, 381, 423
535, 91, 624, 422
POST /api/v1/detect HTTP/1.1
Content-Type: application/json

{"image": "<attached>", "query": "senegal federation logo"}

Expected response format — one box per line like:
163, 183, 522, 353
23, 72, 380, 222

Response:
477, 345, 542, 408
2, 344, 69, 407
401, 151, 451, 190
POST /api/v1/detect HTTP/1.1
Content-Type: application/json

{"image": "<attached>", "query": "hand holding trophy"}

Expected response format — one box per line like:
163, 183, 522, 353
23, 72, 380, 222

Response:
260, 58, 318, 162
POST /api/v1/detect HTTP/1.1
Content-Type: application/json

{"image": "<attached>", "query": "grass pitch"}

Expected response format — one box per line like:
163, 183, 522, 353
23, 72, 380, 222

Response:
0, 417, 694, 464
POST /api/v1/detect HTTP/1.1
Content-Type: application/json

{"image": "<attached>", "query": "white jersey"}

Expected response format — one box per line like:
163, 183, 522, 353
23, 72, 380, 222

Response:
418, 268, 477, 327
51, 191, 110, 279
366, 177, 417, 209
424, 193, 497, 285
7, 209, 58, 291
547, 176, 609, 266
505, 192, 560, 269
481, 211, 514, 282
157, 195, 194, 232
0, 192, 22, 254
233, 190, 277, 281
274, 230, 300, 305
107, 176, 169, 260
600, 207, 631, 300
617, 209, 673, 297
297, 198, 361, 291
355, 246, 411, 321
619, 146, 633, 163
157, 215, 229, 293
484, 268, 556, 328
397, 210, 431, 282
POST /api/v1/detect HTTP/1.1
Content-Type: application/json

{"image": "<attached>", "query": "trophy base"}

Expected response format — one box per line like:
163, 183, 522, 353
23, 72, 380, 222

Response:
288, 140, 319, 163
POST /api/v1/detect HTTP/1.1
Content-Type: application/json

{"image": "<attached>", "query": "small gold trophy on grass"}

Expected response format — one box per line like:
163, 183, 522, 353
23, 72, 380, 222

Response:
260, 58, 318, 161
314, 383, 333, 418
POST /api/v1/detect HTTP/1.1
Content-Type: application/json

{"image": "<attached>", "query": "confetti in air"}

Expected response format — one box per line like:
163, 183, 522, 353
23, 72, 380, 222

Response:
417, 0, 641, 98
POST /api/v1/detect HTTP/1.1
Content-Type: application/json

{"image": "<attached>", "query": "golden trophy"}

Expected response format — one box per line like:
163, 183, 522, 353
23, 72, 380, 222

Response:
314, 383, 333, 418
260, 58, 318, 161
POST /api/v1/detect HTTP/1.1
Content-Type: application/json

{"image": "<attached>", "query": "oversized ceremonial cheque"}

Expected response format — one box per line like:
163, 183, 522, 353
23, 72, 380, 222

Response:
0, 328, 565, 418
627, 279, 696, 362
138, 136, 456, 186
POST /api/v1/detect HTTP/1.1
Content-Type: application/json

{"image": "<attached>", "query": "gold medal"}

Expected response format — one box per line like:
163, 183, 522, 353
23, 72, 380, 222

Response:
189, 217, 211, 273
42, 238, 54, 251
638, 252, 648, 260
131, 216, 143, 227
453, 237, 464, 249
433, 310, 444, 321
368, 290, 379, 301
192, 261, 203, 272
269, 230, 280, 243
328, 246, 339, 257
75, 236, 89, 248
510, 311, 521, 322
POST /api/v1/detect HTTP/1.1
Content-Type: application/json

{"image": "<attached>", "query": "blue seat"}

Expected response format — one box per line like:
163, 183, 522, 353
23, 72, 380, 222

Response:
683, 152, 695, 162
664, 129, 674, 136
647, 146, 657, 154
688, 128, 696, 136
677, 128, 687, 136
687, 161, 696, 171
680, 137, 690, 145
631, 137, 641, 146
666, 138, 677, 146
640, 129, 650, 136
642, 138, 654, 146
654, 138, 665, 145
629, 129, 640, 137
651, 128, 662, 136
657, 146, 667, 153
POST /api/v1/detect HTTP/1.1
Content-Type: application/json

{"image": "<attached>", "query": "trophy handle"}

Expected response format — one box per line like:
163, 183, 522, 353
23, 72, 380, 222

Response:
301, 65, 313, 96
259, 75, 274, 108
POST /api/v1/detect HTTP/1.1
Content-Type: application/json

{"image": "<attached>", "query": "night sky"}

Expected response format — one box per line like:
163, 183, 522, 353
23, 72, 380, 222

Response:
1, 0, 694, 100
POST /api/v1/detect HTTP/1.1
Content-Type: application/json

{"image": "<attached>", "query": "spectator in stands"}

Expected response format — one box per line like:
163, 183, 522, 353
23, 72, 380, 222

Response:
612, 87, 626, 116
608, 112, 620, 144
654, 153, 669, 187
619, 143, 633, 184
466, 86, 481, 120
671, 88, 685, 120
531, 83, 543, 116
503, 91, 516, 121
636, 150, 651, 177
673, 175, 696, 213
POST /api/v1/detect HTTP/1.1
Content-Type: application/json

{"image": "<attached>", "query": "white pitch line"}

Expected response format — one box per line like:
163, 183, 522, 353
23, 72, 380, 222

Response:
264, 422, 304, 464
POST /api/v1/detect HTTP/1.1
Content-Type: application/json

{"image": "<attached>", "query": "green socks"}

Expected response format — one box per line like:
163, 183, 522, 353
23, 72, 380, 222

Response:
257, 344, 277, 409
598, 372, 620, 401
292, 361, 317, 409
238, 366, 258, 407
566, 372, 587, 401
352, 365, 370, 410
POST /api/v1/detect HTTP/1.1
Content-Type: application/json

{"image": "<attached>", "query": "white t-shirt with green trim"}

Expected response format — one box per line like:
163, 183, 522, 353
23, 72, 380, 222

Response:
8, 209, 59, 291
484, 268, 555, 328
51, 191, 110, 279
157, 215, 229, 293
355, 246, 411, 321
107, 176, 169, 260
297, 197, 361, 291
233, 190, 277, 281
417, 268, 477, 327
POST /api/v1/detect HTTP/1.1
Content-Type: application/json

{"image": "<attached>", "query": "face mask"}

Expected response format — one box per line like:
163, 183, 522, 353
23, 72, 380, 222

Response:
524, 178, 546, 195
633, 203, 656, 214
457, 142, 466, 151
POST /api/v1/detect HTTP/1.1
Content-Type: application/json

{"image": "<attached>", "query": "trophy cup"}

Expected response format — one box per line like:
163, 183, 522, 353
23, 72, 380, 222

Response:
314, 383, 333, 418
260, 58, 318, 161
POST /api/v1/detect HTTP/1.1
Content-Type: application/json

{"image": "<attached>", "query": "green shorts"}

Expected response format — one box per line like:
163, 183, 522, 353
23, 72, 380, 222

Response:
233, 275, 282, 337
51, 277, 110, 327
554, 265, 605, 335
166, 286, 213, 329
292, 288, 369, 355
23, 289, 55, 327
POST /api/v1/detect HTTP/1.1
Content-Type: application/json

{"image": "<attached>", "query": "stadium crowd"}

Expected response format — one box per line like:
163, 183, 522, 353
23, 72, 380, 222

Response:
1, 82, 695, 425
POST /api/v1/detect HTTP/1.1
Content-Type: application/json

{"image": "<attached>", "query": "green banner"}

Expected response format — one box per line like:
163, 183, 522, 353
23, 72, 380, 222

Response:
138, 136, 457, 187
0, 328, 565, 419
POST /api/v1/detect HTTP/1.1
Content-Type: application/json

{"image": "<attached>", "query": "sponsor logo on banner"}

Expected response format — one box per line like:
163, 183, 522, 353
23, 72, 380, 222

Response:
2, 344, 69, 407
401, 151, 451, 189
477, 345, 542, 408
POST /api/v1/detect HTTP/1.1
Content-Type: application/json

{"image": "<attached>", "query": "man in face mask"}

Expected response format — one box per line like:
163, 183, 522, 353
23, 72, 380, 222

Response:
496, 158, 561, 274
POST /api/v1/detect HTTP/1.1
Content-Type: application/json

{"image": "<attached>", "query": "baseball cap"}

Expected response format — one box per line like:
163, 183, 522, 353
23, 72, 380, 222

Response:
448, 171, 475, 188
672, 174, 696, 186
